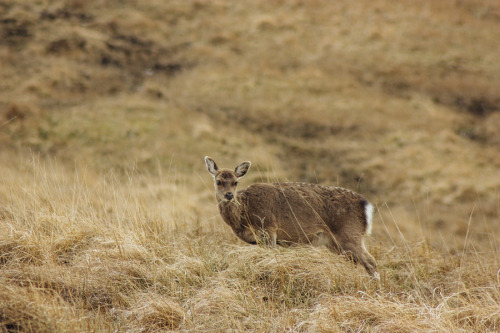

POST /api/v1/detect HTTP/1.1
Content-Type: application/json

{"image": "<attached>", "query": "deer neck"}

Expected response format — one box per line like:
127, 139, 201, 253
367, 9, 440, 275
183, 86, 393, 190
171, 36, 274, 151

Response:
218, 199, 244, 230
217, 196, 259, 245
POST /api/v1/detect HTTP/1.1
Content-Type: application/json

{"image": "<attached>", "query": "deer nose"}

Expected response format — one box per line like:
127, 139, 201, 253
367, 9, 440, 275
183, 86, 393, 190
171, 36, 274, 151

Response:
225, 192, 234, 200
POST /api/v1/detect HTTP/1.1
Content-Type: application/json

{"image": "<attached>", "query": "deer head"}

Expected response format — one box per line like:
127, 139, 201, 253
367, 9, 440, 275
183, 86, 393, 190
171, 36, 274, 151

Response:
205, 156, 251, 203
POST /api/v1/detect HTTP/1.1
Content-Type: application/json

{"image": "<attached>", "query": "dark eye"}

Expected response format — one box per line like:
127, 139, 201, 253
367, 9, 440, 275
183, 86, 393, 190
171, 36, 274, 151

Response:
216, 180, 222, 186
234, 181, 239, 186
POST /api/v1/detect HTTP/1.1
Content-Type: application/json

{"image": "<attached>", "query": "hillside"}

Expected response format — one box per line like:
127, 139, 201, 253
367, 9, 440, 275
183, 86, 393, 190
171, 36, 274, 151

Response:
1, 0, 499, 331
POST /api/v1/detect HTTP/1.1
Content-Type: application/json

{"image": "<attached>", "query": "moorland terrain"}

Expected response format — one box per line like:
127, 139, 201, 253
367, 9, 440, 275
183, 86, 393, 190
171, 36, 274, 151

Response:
1, 0, 499, 331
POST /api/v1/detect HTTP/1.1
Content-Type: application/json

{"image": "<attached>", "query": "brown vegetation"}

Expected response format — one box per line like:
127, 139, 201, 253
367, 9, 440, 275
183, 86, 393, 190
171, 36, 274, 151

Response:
1, 0, 499, 331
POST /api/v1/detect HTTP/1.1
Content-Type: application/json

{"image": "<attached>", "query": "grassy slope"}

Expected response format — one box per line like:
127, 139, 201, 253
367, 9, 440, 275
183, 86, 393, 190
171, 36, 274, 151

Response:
1, 0, 499, 331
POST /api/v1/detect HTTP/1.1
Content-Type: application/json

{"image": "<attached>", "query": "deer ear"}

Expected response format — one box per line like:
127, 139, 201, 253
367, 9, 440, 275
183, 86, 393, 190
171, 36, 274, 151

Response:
235, 161, 251, 178
205, 156, 219, 176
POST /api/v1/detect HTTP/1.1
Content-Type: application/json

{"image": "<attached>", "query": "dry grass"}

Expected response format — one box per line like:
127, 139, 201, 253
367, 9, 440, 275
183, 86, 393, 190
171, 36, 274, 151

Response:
0, 154, 498, 332
1, 0, 500, 331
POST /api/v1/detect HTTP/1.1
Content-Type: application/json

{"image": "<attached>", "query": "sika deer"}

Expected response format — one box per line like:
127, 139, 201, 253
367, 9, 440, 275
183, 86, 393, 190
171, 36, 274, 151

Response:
204, 156, 379, 278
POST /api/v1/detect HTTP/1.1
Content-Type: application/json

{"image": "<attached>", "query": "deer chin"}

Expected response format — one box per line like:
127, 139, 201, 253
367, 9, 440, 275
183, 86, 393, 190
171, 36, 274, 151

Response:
219, 197, 240, 206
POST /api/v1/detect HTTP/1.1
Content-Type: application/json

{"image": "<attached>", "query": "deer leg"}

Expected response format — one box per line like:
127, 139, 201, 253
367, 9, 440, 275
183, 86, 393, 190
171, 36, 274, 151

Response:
260, 228, 277, 248
310, 232, 380, 279
269, 230, 277, 248
333, 238, 379, 278
361, 240, 379, 279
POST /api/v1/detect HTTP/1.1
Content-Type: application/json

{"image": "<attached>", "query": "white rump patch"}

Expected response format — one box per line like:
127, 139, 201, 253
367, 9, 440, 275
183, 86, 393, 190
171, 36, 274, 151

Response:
365, 202, 374, 235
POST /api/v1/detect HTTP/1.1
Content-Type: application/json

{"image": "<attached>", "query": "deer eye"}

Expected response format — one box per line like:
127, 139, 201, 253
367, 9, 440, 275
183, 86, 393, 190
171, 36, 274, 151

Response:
216, 180, 222, 186
234, 181, 239, 186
